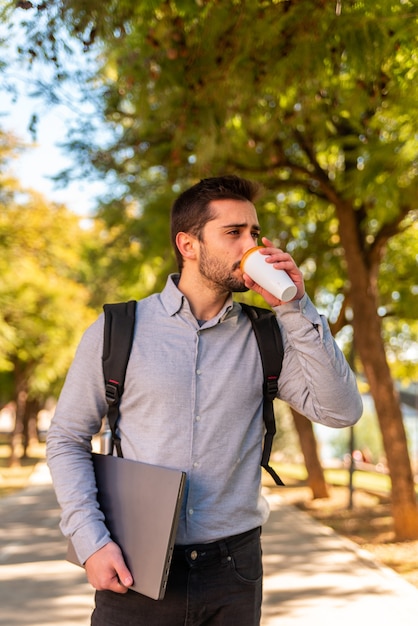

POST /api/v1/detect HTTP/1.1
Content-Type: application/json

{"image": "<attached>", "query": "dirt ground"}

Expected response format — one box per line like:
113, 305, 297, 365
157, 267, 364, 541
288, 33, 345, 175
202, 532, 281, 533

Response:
278, 483, 418, 590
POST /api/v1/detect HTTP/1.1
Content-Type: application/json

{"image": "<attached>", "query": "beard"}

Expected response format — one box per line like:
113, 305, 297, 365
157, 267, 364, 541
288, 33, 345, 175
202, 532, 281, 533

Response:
199, 243, 249, 293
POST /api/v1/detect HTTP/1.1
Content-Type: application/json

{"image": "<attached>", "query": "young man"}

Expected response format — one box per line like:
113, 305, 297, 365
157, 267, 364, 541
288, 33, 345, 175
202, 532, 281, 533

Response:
47, 175, 362, 625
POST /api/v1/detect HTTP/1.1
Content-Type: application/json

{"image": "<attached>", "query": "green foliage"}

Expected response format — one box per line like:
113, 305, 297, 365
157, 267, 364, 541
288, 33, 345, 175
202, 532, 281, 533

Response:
379, 219, 418, 319
0, 136, 98, 401
377, 219, 418, 382
1, 0, 417, 385
10, 1, 415, 297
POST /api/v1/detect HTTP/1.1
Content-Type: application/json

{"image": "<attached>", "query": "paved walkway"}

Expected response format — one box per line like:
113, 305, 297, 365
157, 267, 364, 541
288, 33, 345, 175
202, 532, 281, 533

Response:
1, 464, 417, 626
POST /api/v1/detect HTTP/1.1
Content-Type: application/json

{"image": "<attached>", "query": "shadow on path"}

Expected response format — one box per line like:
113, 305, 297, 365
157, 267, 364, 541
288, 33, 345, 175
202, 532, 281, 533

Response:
1, 469, 418, 626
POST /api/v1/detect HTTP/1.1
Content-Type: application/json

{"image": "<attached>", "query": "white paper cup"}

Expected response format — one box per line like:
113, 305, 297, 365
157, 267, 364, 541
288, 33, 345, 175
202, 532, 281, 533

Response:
240, 246, 297, 302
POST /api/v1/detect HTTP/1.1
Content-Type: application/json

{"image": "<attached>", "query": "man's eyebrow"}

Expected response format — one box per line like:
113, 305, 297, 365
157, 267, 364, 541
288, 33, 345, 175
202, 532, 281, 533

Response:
220, 222, 261, 231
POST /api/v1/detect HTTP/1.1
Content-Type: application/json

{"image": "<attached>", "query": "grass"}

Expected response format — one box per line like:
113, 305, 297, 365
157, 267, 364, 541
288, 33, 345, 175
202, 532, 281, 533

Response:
274, 462, 393, 493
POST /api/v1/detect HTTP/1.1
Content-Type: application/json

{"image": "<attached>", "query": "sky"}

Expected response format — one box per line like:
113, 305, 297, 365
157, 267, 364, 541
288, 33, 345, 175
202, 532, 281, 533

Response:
1, 89, 106, 217
0, 11, 107, 218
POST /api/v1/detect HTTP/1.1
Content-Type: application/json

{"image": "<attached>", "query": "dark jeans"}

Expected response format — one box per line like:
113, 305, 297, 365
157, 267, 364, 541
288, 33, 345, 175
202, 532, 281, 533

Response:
91, 527, 263, 626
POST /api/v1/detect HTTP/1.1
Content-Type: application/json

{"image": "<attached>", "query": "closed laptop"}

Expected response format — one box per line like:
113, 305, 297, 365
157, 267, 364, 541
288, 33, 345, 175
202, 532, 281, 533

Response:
67, 453, 186, 600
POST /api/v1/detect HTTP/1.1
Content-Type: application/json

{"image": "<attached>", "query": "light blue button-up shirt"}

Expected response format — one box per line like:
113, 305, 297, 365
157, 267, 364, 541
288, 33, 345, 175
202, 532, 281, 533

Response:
47, 275, 362, 564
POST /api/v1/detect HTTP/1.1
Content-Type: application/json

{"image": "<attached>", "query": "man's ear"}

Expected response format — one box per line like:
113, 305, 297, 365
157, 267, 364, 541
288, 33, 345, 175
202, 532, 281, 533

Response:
176, 232, 198, 262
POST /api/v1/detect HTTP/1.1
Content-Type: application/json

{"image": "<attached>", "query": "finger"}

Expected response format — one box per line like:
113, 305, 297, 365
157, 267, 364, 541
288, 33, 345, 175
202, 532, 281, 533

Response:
85, 542, 133, 593
259, 238, 285, 258
91, 564, 132, 594
107, 575, 131, 594
261, 236, 274, 247
114, 560, 134, 590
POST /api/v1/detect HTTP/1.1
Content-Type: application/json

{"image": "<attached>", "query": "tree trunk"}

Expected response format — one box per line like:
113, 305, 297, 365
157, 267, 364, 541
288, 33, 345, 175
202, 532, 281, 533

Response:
9, 367, 29, 468
291, 408, 329, 499
9, 387, 27, 467
22, 398, 40, 457
336, 200, 418, 540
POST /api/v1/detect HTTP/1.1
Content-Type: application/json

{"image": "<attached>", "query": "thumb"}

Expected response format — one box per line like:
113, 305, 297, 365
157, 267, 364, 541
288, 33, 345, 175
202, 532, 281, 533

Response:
117, 568, 133, 589
113, 552, 133, 589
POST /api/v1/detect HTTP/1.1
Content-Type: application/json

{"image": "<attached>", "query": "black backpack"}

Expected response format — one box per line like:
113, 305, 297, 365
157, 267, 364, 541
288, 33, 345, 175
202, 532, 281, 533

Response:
101, 301, 285, 486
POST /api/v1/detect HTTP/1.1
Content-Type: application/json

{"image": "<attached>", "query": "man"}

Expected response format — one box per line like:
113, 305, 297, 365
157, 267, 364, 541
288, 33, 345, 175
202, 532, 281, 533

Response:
47, 175, 362, 625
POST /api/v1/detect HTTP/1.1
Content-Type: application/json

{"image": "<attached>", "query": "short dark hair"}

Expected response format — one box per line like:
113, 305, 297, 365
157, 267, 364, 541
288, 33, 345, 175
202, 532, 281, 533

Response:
170, 175, 261, 270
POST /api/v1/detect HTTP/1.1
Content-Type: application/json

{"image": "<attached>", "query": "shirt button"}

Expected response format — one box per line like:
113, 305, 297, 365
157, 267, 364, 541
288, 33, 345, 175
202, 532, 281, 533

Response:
195, 415, 201, 422
193, 462, 200, 468
196, 369, 202, 375
190, 550, 198, 560
188, 508, 194, 516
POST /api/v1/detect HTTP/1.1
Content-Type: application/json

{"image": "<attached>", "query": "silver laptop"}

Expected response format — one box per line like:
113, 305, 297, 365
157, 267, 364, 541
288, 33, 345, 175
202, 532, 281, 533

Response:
67, 453, 186, 600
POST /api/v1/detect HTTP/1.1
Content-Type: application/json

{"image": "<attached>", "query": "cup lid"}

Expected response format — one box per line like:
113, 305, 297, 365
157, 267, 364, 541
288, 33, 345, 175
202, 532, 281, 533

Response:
240, 246, 264, 271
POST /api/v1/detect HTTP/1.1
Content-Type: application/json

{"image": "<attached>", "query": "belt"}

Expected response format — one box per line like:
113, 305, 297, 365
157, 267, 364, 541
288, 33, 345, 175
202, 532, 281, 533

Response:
173, 527, 261, 567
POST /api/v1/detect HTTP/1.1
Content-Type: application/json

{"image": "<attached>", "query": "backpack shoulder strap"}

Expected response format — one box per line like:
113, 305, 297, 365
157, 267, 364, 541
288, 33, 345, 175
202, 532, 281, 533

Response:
240, 303, 285, 486
102, 300, 137, 457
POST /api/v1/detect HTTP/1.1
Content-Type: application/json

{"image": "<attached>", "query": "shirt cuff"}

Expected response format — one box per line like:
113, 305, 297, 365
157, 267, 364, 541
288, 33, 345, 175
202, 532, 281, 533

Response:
273, 293, 321, 324
68, 521, 111, 566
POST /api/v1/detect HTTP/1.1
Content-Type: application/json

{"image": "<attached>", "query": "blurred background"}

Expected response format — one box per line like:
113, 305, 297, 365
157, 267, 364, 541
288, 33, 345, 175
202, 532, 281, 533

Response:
0, 0, 417, 566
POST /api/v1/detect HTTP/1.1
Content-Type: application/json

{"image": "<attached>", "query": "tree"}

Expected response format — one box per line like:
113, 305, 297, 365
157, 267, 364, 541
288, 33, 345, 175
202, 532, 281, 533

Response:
0, 133, 97, 463
4, 0, 418, 536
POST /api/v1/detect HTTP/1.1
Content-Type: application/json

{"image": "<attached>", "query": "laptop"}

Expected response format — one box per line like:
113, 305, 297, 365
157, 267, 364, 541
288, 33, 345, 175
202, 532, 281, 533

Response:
67, 453, 186, 600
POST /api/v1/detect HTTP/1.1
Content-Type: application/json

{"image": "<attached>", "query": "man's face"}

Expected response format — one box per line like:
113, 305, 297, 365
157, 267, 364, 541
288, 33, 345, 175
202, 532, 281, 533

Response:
198, 199, 260, 293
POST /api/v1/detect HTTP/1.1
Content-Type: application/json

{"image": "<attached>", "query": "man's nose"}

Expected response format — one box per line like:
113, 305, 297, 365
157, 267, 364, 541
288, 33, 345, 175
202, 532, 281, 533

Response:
242, 234, 258, 252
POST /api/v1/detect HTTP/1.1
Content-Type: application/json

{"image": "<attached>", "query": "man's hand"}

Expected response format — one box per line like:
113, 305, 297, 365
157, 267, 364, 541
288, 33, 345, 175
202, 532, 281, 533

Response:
243, 237, 305, 307
85, 541, 133, 594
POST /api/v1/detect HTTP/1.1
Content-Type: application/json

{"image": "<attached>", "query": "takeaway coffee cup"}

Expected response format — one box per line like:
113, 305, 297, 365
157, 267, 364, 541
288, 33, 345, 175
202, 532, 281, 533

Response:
240, 246, 297, 302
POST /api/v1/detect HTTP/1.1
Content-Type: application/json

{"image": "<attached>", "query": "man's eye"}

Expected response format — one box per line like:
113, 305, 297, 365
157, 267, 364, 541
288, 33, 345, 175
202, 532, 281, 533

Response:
252, 232, 260, 240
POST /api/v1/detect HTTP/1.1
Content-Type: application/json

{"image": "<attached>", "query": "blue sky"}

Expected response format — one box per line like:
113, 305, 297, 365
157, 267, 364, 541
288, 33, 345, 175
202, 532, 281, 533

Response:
0, 12, 106, 217
1, 88, 106, 216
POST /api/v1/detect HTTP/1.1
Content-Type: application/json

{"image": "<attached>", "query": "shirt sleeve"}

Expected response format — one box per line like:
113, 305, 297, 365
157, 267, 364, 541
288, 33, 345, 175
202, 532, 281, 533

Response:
46, 314, 112, 565
274, 293, 363, 427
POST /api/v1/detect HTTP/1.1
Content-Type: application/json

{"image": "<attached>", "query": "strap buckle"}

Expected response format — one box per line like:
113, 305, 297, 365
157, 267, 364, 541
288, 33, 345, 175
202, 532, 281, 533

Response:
105, 380, 120, 406
264, 375, 278, 401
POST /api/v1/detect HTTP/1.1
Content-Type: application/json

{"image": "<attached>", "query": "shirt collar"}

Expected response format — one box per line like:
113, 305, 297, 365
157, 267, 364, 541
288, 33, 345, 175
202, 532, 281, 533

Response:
161, 274, 235, 323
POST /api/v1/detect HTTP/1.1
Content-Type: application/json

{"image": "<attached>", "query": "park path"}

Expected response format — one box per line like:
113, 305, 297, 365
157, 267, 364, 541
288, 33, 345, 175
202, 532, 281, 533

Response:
1, 463, 417, 626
